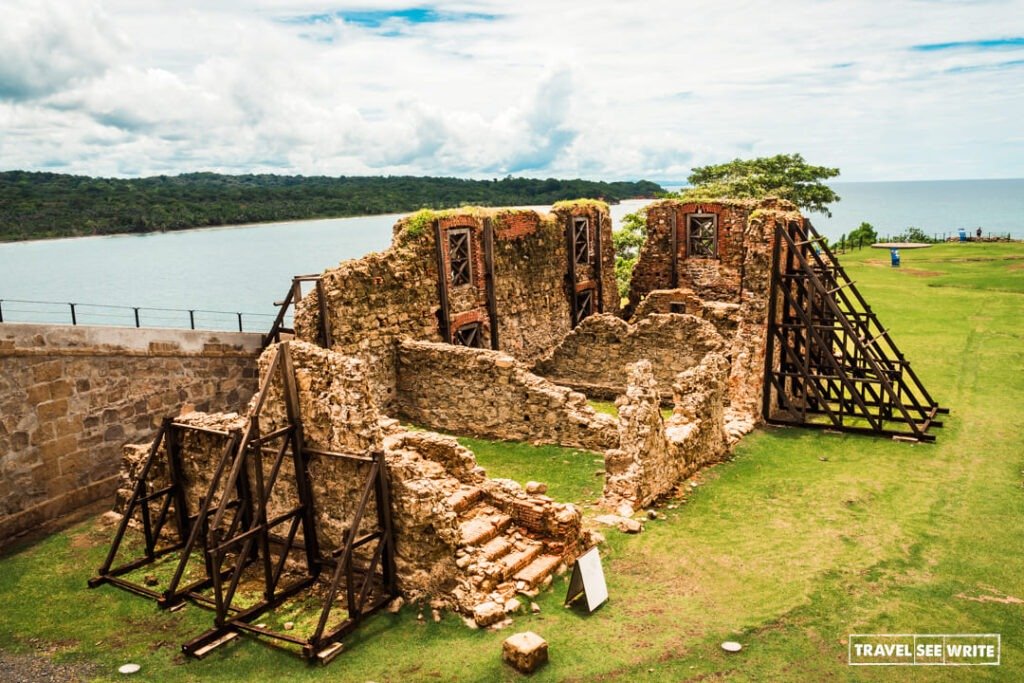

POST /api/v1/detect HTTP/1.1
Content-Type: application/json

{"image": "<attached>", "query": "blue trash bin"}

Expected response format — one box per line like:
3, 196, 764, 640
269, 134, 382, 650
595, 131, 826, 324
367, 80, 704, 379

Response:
890, 248, 900, 267
958, 228, 967, 242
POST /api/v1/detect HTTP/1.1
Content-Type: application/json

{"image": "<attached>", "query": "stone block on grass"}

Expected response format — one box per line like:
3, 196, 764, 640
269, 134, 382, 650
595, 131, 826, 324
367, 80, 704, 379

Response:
502, 631, 548, 673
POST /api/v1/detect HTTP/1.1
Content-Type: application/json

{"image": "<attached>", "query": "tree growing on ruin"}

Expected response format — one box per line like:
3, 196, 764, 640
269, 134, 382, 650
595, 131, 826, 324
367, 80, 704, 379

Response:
678, 153, 840, 216
614, 208, 647, 299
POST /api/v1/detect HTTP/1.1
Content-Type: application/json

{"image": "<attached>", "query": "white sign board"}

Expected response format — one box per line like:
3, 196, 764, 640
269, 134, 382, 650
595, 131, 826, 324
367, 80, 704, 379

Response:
564, 546, 608, 612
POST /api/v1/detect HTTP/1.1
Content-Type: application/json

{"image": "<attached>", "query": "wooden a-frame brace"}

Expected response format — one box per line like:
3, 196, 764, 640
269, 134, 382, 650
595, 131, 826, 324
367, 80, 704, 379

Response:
90, 342, 397, 665
762, 219, 947, 442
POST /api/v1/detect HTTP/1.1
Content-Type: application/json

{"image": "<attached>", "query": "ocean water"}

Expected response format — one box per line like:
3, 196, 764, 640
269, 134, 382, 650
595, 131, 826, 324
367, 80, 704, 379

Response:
0, 201, 645, 329
813, 179, 1024, 241
0, 181, 1020, 331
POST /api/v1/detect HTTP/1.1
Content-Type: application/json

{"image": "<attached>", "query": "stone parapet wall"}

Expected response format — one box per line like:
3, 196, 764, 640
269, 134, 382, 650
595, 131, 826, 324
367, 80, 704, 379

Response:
533, 313, 727, 402
395, 338, 617, 451
0, 323, 260, 546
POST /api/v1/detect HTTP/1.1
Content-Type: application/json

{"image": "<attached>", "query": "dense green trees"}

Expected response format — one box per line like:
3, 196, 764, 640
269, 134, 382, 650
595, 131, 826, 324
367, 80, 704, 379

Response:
674, 153, 840, 216
0, 171, 663, 242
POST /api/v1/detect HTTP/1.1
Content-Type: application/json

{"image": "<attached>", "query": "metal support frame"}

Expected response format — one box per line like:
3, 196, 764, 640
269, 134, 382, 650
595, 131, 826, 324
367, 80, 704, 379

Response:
565, 215, 581, 326
762, 219, 947, 441
88, 417, 195, 598
593, 214, 604, 313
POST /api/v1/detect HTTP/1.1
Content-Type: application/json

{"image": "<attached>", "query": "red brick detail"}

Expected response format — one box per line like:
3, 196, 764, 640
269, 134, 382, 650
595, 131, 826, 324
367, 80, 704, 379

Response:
450, 309, 487, 330
574, 279, 597, 294
439, 216, 481, 230
496, 213, 539, 239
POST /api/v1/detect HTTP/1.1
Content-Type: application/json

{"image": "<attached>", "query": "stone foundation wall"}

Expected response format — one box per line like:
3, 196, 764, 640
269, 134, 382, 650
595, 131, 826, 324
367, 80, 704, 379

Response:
603, 354, 730, 509
113, 342, 587, 615
395, 338, 617, 451
294, 203, 618, 411
0, 323, 260, 546
533, 313, 727, 401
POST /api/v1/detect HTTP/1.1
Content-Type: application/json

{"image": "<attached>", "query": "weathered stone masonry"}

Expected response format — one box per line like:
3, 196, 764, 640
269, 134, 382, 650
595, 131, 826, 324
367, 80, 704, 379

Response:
95, 197, 822, 631
533, 312, 728, 402
0, 324, 259, 545
123, 340, 588, 617
294, 203, 618, 411
395, 338, 617, 451
627, 198, 802, 433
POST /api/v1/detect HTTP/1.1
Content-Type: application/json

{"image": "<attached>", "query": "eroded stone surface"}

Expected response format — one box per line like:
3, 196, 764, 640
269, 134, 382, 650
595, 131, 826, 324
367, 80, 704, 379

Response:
602, 354, 730, 509
502, 631, 549, 673
395, 338, 617, 451
533, 313, 727, 402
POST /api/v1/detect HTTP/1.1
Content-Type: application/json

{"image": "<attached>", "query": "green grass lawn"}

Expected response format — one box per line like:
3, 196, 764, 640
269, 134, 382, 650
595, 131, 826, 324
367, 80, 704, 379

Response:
1, 242, 1022, 681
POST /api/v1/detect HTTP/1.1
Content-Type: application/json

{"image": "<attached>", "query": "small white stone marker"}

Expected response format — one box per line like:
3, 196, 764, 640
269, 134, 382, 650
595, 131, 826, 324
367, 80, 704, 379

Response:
118, 663, 141, 674
721, 641, 742, 653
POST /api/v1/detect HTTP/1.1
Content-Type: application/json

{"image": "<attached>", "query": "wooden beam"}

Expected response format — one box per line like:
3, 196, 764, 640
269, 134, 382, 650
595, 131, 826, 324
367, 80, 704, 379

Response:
432, 220, 451, 343
593, 213, 604, 313
482, 218, 500, 350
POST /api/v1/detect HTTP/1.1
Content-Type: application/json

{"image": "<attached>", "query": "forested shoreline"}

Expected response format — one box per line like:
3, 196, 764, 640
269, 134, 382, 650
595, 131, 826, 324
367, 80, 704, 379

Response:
0, 171, 663, 242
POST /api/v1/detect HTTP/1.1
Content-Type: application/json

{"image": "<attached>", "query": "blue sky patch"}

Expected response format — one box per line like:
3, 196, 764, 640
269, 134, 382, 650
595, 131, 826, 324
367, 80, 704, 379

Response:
281, 7, 500, 28
912, 37, 1024, 51
946, 58, 1024, 74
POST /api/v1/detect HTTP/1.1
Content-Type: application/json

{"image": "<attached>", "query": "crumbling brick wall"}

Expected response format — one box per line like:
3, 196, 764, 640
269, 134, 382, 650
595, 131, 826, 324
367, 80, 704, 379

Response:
114, 341, 588, 616
632, 288, 740, 338
626, 198, 801, 430
293, 203, 618, 411
395, 338, 617, 451
382, 430, 584, 610
602, 361, 672, 509
666, 352, 731, 472
532, 312, 727, 402
603, 354, 730, 509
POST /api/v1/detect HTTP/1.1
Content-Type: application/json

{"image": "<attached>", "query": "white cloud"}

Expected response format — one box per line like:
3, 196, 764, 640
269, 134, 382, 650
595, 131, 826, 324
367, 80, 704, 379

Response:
1, 0, 1023, 180
0, 0, 123, 100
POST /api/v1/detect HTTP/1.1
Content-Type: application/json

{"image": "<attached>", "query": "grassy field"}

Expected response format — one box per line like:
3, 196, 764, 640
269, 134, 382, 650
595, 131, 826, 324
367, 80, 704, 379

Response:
1, 242, 1021, 681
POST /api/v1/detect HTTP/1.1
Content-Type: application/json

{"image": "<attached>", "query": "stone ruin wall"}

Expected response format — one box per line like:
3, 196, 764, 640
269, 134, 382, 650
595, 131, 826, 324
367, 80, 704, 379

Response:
102, 197, 813, 622
117, 340, 589, 616
395, 338, 617, 451
626, 199, 802, 434
532, 312, 728, 403
603, 355, 730, 510
294, 203, 618, 412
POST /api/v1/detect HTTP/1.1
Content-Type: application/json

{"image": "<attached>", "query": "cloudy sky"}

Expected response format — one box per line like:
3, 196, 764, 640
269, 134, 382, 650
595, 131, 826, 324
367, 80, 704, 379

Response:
1, 0, 1022, 182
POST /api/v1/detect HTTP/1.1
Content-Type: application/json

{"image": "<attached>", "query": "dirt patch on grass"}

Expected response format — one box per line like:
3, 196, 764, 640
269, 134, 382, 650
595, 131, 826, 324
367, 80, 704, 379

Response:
955, 586, 1024, 604
0, 646, 97, 683
860, 260, 943, 277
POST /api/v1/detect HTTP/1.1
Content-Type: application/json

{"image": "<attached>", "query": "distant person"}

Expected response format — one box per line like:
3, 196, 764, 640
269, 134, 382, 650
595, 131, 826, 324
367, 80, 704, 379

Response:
976, 227, 983, 240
